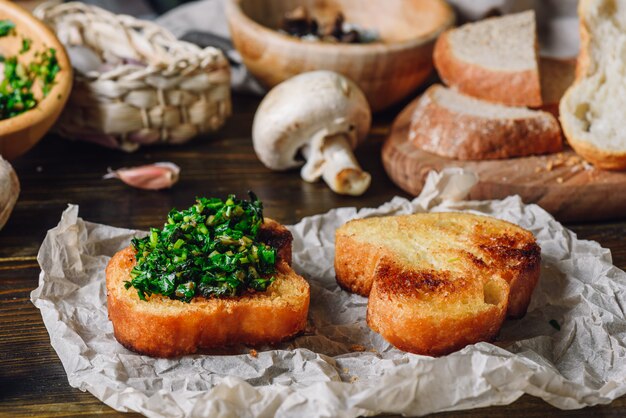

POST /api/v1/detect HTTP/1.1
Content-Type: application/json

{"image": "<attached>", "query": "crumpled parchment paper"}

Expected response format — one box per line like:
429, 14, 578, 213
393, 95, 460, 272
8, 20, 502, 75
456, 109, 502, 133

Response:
31, 169, 626, 418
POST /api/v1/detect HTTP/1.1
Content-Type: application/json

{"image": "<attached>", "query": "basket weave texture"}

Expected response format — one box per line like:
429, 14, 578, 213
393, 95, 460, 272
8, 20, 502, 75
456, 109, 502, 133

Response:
34, 1, 231, 151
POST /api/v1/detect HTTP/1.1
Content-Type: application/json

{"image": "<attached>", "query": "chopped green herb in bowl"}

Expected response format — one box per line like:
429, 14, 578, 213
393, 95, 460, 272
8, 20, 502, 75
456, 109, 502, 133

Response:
0, 1, 72, 160
0, 19, 15, 37
0, 19, 60, 121
126, 193, 279, 302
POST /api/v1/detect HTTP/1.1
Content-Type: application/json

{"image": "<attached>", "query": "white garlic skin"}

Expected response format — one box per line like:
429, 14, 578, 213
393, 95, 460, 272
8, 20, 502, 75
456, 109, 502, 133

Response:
0, 156, 20, 231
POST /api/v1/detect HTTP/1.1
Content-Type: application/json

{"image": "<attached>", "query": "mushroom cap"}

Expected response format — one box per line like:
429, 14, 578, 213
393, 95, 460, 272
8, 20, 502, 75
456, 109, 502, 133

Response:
252, 70, 372, 170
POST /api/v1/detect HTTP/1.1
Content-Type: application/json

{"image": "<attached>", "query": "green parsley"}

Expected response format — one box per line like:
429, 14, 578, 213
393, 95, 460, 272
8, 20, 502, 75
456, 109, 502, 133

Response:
0, 20, 60, 120
125, 193, 278, 302
31, 48, 60, 96
0, 56, 37, 119
20, 37, 31, 54
0, 20, 15, 37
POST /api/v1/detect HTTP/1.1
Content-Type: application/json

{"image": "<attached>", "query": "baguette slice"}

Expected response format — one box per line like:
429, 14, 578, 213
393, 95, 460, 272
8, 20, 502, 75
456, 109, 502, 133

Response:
539, 57, 576, 117
107, 219, 310, 357
434, 11, 542, 107
559, 0, 626, 170
408, 84, 562, 160
335, 213, 541, 356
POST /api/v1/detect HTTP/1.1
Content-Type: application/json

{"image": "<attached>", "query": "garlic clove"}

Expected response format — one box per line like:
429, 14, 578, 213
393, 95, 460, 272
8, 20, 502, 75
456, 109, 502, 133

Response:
0, 156, 20, 231
104, 162, 180, 190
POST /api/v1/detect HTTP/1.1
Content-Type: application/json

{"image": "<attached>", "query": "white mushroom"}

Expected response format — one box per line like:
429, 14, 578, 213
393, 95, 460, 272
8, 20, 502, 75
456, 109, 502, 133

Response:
252, 71, 372, 196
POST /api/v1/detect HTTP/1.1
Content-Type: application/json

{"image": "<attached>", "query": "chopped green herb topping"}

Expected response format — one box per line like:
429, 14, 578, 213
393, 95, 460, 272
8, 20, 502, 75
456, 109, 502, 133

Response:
0, 19, 60, 120
32, 48, 60, 96
20, 37, 31, 54
0, 56, 37, 118
125, 193, 278, 302
0, 20, 15, 37
549, 319, 561, 331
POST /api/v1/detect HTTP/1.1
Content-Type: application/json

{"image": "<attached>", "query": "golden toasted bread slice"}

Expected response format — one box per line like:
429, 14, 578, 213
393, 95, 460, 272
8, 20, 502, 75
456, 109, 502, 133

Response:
106, 219, 310, 358
335, 213, 541, 356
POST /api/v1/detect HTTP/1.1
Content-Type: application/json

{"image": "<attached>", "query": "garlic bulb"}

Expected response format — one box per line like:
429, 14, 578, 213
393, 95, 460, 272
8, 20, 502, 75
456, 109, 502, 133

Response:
0, 156, 20, 231
103, 162, 180, 190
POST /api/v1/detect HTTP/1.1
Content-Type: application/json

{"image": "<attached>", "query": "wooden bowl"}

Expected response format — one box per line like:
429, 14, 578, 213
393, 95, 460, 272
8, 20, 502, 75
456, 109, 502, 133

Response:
0, 1, 72, 160
226, 0, 454, 112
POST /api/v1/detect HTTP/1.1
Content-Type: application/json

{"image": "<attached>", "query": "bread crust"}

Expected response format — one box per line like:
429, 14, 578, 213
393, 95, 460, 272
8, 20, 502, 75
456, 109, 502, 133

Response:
434, 31, 542, 107
560, 125, 626, 170
408, 85, 562, 160
334, 233, 391, 296
367, 261, 509, 356
335, 213, 541, 355
559, 0, 626, 171
106, 219, 310, 357
538, 57, 576, 117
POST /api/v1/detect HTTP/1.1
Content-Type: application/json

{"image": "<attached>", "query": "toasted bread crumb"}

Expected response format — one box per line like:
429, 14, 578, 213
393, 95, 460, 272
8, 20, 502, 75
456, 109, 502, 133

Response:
350, 344, 366, 352
556, 177, 564, 184
566, 156, 582, 166
249, 349, 258, 358
342, 367, 349, 374
350, 376, 359, 383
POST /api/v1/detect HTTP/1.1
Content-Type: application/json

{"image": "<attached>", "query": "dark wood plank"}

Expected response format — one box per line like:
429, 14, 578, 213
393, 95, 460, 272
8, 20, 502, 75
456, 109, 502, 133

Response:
0, 94, 625, 417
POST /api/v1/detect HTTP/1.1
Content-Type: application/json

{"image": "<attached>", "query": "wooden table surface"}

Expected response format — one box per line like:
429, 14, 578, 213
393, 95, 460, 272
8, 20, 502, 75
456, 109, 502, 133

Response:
1, 94, 625, 417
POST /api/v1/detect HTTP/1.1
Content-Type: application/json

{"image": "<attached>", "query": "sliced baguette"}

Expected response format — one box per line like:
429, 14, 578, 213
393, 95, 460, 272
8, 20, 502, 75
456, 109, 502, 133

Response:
559, 0, 626, 170
335, 213, 541, 356
434, 11, 542, 107
539, 57, 576, 117
408, 84, 562, 160
106, 219, 310, 357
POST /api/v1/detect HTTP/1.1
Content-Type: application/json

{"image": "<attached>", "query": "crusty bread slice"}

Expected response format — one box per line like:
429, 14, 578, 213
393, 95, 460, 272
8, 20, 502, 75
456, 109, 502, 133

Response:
408, 84, 562, 160
335, 213, 541, 356
434, 11, 542, 107
559, 0, 626, 170
539, 57, 576, 117
106, 219, 310, 357
367, 260, 510, 356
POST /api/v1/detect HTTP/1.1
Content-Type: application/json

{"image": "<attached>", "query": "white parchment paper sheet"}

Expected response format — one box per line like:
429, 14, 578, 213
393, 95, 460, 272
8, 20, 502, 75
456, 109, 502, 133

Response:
31, 170, 626, 417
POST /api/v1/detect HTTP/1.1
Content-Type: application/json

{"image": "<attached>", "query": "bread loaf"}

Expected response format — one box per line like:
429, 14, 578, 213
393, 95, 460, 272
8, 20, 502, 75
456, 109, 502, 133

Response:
559, 0, 626, 170
335, 212, 541, 356
408, 84, 562, 160
434, 11, 542, 107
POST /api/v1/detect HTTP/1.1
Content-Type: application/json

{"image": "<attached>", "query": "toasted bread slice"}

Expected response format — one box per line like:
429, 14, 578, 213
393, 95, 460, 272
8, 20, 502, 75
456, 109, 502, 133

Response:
335, 213, 541, 356
408, 84, 562, 160
559, 0, 626, 170
106, 219, 310, 357
434, 11, 542, 107
368, 260, 510, 356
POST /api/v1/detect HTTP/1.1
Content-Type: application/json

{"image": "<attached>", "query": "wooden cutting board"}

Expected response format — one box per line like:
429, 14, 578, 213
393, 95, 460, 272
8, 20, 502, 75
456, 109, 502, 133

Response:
382, 99, 626, 222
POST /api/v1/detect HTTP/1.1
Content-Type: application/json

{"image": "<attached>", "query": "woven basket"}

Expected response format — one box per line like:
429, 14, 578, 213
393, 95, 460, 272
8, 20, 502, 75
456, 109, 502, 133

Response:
34, 2, 231, 152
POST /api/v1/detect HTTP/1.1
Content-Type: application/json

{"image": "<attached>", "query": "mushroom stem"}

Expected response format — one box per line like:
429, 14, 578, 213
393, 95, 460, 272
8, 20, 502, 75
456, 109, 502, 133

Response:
301, 134, 371, 196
